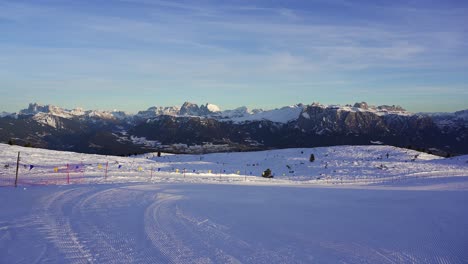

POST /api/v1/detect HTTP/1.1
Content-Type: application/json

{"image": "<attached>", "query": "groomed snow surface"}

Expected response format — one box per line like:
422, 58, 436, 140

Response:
1, 144, 468, 263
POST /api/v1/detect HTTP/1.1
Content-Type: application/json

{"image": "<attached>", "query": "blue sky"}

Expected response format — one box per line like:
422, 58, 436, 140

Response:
0, 0, 467, 113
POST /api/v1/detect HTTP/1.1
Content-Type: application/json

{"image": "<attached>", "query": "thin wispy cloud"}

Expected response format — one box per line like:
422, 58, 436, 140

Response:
0, 0, 466, 112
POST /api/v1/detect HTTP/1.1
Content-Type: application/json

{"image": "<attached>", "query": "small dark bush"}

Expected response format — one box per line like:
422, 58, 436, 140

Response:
262, 168, 273, 178
309, 154, 315, 162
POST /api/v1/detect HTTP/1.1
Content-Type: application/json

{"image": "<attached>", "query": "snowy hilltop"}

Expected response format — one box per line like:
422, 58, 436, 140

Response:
1, 143, 467, 187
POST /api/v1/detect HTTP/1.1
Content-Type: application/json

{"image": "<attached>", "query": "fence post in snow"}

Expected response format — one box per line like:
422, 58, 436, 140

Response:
81, 161, 84, 180
14, 152, 20, 187
150, 166, 153, 181
105, 161, 109, 179
66, 164, 69, 184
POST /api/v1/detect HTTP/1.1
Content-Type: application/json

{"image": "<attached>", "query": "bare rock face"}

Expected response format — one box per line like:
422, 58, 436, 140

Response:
353, 102, 369, 109
377, 105, 406, 112
198, 104, 212, 116
179, 102, 200, 116
179, 102, 219, 116
297, 104, 388, 135
136, 106, 180, 119
20, 103, 65, 116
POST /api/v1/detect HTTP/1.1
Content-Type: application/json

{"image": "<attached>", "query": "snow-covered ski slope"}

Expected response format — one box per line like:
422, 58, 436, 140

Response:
1, 144, 468, 263
1, 143, 467, 188
1, 183, 468, 263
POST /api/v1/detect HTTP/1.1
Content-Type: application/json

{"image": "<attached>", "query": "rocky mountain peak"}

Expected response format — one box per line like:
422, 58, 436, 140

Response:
20, 103, 49, 115
179, 102, 221, 116
179, 102, 200, 116
377, 105, 406, 112
136, 106, 180, 119
353, 102, 369, 109
18, 103, 129, 121
20, 103, 71, 118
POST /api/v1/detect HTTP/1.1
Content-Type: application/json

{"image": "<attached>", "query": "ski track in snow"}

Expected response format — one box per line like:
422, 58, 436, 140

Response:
1, 183, 467, 263
38, 186, 166, 263
143, 192, 291, 264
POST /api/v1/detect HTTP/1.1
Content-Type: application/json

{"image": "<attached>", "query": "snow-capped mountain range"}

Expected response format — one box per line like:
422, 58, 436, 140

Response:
19, 103, 130, 122
0, 102, 466, 156
13, 101, 415, 125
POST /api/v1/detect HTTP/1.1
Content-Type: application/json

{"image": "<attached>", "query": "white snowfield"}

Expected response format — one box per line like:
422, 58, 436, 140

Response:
1, 143, 467, 188
222, 105, 305, 124
1, 144, 468, 263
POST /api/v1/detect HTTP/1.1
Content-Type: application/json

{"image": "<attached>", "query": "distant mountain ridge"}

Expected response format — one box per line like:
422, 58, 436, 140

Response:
0, 101, 466, 156
12, 101, 415, 123
19, 103, 130, 121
